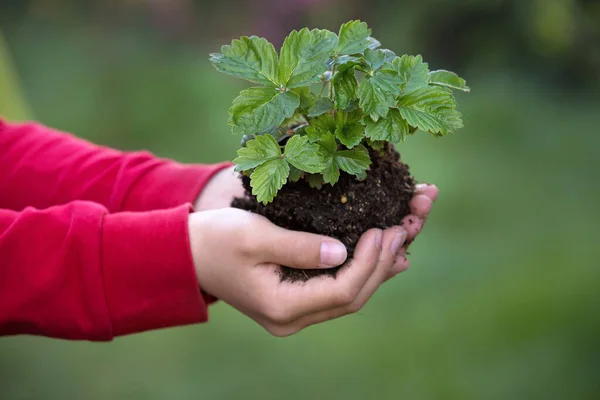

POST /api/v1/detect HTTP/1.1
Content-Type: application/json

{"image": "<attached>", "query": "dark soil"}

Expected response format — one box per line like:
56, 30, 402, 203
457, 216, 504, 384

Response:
231, 143, 415, 282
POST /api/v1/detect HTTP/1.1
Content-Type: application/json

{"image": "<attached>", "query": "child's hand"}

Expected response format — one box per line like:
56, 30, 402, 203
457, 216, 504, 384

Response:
188, 208, 408, 336
187, 181, 437, 337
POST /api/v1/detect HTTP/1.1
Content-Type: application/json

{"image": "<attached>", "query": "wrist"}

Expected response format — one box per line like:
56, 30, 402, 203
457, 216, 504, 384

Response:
193, 166, 243, 212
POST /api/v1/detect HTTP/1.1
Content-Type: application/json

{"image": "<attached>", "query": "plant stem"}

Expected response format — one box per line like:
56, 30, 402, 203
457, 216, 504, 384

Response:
328, 66, 336, 100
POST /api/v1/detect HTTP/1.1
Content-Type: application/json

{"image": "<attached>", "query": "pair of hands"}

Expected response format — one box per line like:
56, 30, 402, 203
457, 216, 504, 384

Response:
190, 167, 438, 336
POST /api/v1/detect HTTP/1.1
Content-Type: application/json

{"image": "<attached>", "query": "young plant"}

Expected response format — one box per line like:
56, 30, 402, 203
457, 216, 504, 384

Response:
210, 20, 469, 204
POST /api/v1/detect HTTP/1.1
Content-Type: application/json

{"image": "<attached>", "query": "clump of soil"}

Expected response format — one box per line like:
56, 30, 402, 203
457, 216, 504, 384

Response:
231, 143, 415, 282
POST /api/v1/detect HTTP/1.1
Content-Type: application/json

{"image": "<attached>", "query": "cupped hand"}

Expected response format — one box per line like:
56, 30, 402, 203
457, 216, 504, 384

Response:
187, 181, 438, 336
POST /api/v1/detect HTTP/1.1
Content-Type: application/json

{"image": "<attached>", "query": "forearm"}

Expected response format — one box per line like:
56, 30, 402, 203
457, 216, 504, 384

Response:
0, 202, 208, 340
0, 119, 230, 212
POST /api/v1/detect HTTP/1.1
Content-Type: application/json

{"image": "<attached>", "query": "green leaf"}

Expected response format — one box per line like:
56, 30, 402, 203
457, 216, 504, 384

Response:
336, 20, 371, 55
318, 131, 338, 153
306, 173, 324, 189
284, 135, 326, 173
367, 37, 381, 50
382, 49, 397, 62
279, 28, 337, 88
209, 36, 279, 87
307, 97, 333, 117
305, 113, 336, 142
250, 158, 290, 204
319, 133, 370, 184
397, 87, 463, 135
333, 55, 362, 72
292, 87, 315, 111
364, 109, 409, 143
335, 121, 364, 149
335, 145, 371, 175
233, 134, 281, 171
363, 48, 387, 72
318, 132, 340, 185
391, 54, 430, 93
229, 87, 300, 135
429, 70, 470, 92
332, 68, 358, 110
322, 158, 341, 185
358, 70, 402, 120
289, 165, 303, 182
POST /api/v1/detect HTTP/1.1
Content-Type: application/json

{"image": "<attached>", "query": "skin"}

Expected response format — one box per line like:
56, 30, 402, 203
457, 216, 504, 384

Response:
190, 166, 438, 336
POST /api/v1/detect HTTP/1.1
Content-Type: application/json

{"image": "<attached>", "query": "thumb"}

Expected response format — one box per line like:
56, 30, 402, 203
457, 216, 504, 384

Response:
259, 224, 348, 269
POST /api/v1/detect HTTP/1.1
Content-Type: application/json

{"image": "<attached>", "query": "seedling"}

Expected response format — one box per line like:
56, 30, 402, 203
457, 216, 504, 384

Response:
210, 20, 469, 204
210, 20, 469, 281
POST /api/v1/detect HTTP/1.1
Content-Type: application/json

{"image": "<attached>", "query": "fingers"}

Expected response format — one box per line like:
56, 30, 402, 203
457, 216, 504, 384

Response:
387, 248, 410, 280
273, 229, 382, 322
410, 194, 433, 219
401, 214, 423, 241
263, 227, 408, 336
254, 222, 347, 270
415, 183, 439, 202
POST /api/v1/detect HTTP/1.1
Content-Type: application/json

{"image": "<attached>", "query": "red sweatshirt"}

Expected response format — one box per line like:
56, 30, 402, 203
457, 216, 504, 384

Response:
0, 119, 229, 341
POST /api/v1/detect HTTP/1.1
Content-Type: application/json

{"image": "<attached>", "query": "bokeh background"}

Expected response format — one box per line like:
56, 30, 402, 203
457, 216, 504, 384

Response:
1, 1, 599, 399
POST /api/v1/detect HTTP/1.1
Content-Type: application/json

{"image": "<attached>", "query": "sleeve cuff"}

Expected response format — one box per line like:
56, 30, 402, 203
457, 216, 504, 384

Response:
101, 204, 206, 336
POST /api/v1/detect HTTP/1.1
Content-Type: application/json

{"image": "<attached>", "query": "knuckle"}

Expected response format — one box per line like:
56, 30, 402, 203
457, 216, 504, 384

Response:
346, 300, 364, 314
237, 231, 257, 257
335, 286, 358, 306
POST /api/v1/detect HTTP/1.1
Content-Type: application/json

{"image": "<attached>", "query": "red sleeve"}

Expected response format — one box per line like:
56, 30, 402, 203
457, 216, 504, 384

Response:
0, 202, 206, 340
0, 119, 231, 340
0, 118, 231, 212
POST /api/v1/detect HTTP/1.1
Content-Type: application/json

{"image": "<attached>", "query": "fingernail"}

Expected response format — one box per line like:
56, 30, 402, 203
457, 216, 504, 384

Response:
390, 230, 407, 256
320, 241, 347, 267
374, 229, 383, 250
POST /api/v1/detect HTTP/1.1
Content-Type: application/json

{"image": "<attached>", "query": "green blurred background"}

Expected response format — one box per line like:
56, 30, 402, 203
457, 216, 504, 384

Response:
1, 1, 599, 399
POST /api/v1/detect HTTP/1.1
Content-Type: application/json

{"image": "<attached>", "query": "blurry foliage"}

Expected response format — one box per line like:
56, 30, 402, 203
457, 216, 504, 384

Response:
0, 1, 599, 399
0, 33, 31, 120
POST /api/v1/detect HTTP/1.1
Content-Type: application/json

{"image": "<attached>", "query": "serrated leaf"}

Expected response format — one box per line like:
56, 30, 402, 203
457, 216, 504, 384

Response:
358, 70, 402, 120
209, 36, 279, 86
284, 135, 325, 173
366, 138, 386, 151
397, 87, 463, 135
333, 55, 362, 72
382, 49, 397, 62
229, 87, 300, 135
429, 70, 470, 92
233, 134, 281, 171
318, 131, 338, 154
391, 54, 430, 93
332, 68, 358, 110
292, 87, 315, 111
319, 133, 370, 184
279, 28, 337, 88
367, 37, 381, 50
250, 158, 290, 204
305, 113, 336, 142
363, 48, 387, 72
364, 109, 409, 143
289, 165, 303, 182
306, 173, 324, 189
322, 158, 341, 185
335, 145, 371, 175
307, 97, 333, 117
335, 121, 363, 149
318, 133, 340, 185
336, 20, 371, 55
